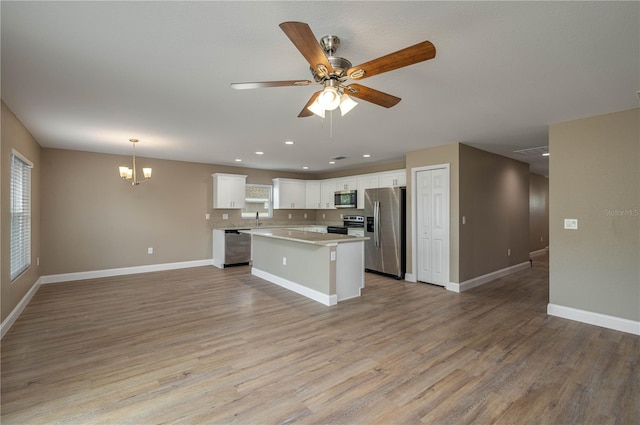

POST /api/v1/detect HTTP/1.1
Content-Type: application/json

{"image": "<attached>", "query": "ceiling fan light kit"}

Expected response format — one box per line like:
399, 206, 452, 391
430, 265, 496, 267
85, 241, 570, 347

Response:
231, 21, 436, 119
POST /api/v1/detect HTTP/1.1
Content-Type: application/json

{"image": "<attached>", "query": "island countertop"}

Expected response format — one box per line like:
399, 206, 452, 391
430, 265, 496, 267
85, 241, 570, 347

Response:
240, 228, 368, 245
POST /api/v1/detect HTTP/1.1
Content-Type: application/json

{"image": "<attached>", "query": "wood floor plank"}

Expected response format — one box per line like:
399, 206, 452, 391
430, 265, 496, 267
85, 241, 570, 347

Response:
1, 254, 639, 424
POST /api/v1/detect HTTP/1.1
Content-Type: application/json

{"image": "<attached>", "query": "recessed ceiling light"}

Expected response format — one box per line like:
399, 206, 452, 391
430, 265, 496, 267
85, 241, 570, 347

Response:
302, 166, 309, 170
542, 153, 550, 157
329, 161, 336, 165
363, 154, 371, 158
255, 151, 264, 155
284, 141, 294, 145
234, 158, 242, 162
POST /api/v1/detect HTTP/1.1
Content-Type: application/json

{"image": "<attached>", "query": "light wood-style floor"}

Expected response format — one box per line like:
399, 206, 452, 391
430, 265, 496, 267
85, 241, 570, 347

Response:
2, 254, 638, 424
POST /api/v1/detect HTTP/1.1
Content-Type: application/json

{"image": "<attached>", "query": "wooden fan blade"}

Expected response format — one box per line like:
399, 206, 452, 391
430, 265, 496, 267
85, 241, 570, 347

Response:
279, 22, 334, 77
347, 40, 436, 80
298, 91, 322, 117
231, 80, 313, 90
345, 84, 401, 108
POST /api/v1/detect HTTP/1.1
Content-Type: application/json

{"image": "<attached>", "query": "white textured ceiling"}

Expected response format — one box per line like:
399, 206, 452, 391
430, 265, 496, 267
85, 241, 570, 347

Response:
2, 1, 639, 176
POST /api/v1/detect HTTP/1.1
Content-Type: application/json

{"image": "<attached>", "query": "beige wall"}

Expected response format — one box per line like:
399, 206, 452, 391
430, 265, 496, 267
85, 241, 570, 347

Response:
1, 101, 42, 322
40, 148, 315, 276
549, 108, 639, 321
529, 173, 549, 253
406, 143, 460, 282
406, 143, 531, 285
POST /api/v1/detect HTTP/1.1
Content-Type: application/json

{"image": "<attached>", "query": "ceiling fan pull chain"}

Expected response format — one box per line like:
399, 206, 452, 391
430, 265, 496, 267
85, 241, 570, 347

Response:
330, 109, 333, 140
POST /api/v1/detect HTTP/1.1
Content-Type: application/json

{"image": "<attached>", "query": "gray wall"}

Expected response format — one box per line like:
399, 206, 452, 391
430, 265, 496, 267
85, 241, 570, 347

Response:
458, 144, 530, 282
549, 108, 639, 321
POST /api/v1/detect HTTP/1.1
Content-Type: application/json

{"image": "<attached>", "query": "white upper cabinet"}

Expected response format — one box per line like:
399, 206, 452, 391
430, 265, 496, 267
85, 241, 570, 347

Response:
213, 173, 247, 209
357, 174, 379, 209
378, 170, 406, 188
270, 168, 406, 210
334, 177, 358, 191
273, 178, 306, 209
305, 181, 321, 209
320, 180, 336, 209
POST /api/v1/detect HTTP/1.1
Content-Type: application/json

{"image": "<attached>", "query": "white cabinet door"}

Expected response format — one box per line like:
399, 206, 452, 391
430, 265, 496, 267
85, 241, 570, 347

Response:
273, 178, 306, 209
320, 180, 336, 209
334, 177, 358, 191
378, 170, 406, 188
213, 173, 247, 209
305, 181, 321, 209
357, 174, 378, 210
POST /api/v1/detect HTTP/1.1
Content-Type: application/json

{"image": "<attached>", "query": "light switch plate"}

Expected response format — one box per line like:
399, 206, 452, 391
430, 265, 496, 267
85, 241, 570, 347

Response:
564, 218, 578, 230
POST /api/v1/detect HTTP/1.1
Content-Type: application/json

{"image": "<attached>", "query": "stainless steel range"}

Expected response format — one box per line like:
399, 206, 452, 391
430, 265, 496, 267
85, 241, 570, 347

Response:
343, 215, 365, 237
326, 215, 365, 236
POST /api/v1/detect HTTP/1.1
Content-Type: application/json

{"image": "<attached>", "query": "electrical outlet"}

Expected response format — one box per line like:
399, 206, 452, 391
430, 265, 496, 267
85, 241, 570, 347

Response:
564, 218, 578, 230
322, 213, 326, 219
222, 213, 229, 220
507, 248, 511, 256
288, 213, 292, 219
462, 216, 466, 225
282, 257, 287, 266
148, 247, 153, 255
205, 213, 211, 220
304, 213, 307, 219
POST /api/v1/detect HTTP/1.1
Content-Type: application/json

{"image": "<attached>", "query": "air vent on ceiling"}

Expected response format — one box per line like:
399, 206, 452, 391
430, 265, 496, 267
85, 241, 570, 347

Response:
332, 156, 347, 161
513, 146, 549, 156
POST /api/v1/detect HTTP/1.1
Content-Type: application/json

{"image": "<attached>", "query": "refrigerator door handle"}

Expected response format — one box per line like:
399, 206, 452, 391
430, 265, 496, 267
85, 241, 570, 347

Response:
374, 201, 380, 247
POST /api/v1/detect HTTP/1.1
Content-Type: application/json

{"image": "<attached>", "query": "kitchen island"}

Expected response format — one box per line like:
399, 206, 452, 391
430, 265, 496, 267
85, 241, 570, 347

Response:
240, 229, 368, 306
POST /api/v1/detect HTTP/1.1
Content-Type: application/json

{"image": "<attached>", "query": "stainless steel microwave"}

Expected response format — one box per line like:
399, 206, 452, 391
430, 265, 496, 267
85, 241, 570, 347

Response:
334, 190, 357, 209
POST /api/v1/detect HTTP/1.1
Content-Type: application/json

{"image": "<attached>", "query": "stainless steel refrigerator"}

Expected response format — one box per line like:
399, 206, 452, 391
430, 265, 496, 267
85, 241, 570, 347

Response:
364, 187, 406, 279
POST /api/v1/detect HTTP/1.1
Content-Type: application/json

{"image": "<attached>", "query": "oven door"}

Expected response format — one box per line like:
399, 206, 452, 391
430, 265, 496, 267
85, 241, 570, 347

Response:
327, 226, 348, 235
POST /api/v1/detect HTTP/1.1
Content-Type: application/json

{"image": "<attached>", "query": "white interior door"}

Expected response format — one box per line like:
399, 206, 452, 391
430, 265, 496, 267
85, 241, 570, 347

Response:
417, 168, 449, 286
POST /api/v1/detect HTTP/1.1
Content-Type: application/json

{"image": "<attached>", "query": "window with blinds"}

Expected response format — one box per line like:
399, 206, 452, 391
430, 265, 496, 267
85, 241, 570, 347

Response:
10, 150, 33, 281
242, 184, 272, 219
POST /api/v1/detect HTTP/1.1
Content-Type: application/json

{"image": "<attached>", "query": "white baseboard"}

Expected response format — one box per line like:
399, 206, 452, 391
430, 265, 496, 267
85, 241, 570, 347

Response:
447, 261, 532, 293
530, 247, 549, 257
251, 267, 336, 306
40, 259, 213, 284
404, 273, 416, 283
1, 277, 43, 339
547, 303, 640, 336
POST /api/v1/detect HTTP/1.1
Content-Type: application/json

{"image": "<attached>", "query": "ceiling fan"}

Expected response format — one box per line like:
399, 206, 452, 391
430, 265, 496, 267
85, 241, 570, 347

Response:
231, 21, 436, 118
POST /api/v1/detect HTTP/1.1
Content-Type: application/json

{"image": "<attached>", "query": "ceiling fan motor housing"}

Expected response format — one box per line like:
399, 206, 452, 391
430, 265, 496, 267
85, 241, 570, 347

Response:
311, 56, 352, 81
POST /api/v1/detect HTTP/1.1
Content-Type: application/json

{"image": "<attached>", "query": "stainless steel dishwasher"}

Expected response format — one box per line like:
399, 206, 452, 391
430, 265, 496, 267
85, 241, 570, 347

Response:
224, 229, 251, 266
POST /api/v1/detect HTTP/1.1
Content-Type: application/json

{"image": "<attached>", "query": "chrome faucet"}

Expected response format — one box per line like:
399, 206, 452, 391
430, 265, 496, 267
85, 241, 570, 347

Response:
255, 212, 261, 227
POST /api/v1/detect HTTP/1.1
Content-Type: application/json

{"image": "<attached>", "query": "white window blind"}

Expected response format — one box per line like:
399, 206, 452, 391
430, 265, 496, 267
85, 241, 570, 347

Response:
10, 150, 33, 281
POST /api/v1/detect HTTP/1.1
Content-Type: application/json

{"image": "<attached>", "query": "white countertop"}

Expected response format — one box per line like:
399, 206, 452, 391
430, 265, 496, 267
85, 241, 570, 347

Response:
240, 228, 368, 245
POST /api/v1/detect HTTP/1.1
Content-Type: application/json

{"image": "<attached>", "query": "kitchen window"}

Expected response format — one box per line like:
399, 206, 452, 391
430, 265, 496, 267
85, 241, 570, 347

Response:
242, 184, 272, 219
10, 150, 33, 281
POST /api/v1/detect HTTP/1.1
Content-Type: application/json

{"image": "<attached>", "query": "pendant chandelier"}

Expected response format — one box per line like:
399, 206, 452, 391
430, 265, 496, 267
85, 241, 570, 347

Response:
118, 138, 152, 185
